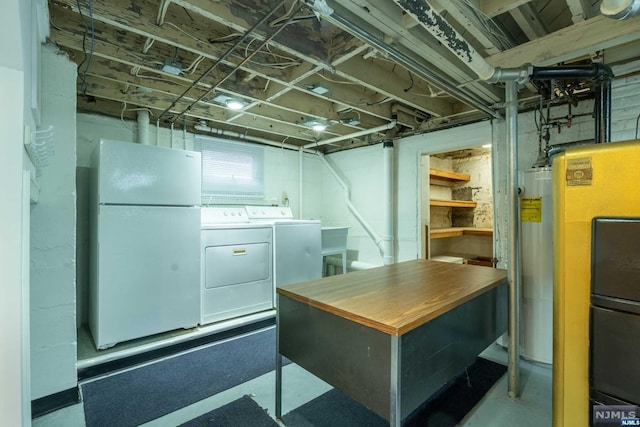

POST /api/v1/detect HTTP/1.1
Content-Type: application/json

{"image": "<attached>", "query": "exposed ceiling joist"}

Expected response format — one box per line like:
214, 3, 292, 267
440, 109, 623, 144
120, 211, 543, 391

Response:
509, 3, 549, 40
487, 15, 640, 68
48, 0, 640, 152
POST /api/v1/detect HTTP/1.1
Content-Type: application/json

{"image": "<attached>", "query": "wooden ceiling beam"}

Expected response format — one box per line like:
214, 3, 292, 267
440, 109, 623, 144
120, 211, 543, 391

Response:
174, 0, 454, 118
49, 7, 388, 130
69, 51, 362, 136
429, 0, 502, 55
565, 0, 592, 23
509, 3, 549, 41
82, 75, 323, 142
329, 1, 502, 103
480, 0, 532, 18
487, 14, 640, 68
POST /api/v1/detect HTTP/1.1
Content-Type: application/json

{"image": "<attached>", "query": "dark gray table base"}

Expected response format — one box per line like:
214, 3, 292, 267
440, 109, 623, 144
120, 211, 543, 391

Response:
276, 283, 507, 426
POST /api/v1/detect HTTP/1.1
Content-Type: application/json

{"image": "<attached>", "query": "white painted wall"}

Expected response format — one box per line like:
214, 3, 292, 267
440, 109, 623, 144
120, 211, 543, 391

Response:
30, 45, 78, 400
0, 0, 37, 424
74, 113, 324, 327
324, 74, 640, 269
0, 66, 29, 427
322, 122, 493, 265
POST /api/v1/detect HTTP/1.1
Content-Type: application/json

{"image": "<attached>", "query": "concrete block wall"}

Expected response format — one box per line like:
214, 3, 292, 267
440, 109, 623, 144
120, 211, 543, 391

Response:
29, 45, 78, 400
611, 74, 640, 141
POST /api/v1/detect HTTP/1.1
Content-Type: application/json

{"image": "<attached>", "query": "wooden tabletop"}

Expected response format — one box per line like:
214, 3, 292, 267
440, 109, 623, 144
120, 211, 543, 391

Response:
277, 259, 507, 336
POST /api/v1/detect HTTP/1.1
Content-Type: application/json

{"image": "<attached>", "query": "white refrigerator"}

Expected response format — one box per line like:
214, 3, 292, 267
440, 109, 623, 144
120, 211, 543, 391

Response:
89, 139, 201, 349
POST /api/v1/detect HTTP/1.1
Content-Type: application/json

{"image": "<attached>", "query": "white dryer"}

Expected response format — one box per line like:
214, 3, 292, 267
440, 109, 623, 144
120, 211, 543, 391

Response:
200, 207, 274, 325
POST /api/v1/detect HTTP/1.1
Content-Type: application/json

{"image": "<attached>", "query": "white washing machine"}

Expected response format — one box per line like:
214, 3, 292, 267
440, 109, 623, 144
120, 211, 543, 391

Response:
200, 207, 274, 325
245, 206, 322, 293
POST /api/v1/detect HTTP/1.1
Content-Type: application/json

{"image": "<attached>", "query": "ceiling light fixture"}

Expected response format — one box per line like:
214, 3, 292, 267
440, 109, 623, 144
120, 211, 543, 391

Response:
300, 118, 328, 132
212, 94, 246, 110
309, 84, 330, 95
225, 99, 245, 110
160, 60, 183, 76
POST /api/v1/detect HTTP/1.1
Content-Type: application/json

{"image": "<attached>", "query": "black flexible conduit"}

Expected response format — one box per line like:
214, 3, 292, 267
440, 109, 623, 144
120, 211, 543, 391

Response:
531, 64, 614, 143
158, 0, 290, 122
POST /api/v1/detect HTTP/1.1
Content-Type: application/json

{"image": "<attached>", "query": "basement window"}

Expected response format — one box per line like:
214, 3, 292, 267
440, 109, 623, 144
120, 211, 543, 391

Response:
195, 136, 265, 200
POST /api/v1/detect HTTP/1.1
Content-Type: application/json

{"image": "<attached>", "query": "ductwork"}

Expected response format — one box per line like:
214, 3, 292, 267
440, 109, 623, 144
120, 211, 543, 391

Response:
601, 0, 640, 19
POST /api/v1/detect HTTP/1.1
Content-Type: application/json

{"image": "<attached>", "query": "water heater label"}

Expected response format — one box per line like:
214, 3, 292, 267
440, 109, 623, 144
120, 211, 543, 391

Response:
521, 197, 542, 222
566, 157, 593, 186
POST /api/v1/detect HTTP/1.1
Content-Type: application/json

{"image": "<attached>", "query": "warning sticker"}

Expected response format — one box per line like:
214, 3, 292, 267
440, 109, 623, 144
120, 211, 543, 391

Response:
566, 157, 592, 186
521, 197, 542, 222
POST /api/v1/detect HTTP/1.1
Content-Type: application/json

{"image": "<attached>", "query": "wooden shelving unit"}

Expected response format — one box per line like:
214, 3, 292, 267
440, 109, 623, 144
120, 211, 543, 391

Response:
429, 168, 470, 183
430, 227, 493, 239
430, 199, 477, 208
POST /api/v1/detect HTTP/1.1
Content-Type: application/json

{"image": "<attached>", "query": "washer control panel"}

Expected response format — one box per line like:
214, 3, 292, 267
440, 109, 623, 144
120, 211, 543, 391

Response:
246, 206, 293, 220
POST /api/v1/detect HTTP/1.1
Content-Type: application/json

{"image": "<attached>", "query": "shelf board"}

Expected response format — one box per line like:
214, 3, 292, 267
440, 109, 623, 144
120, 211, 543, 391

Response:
430, 227, 493, 239
430, 199, 477, 208
429, 168, 470, 183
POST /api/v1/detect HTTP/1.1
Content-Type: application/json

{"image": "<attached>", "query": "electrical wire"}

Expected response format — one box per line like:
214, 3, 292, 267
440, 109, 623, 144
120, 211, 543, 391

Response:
316, 72, 360, 86
403, 70, 414, 92
269, 1, 315, 27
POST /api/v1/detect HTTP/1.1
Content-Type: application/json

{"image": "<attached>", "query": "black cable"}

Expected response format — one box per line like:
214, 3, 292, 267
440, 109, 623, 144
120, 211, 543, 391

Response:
403, 70, 414, 92
78, 0, 95, 96
76, 0, 88, 82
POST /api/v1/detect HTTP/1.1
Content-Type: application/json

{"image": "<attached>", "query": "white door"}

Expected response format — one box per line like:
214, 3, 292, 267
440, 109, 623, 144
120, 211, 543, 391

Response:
90, 205, 200, 348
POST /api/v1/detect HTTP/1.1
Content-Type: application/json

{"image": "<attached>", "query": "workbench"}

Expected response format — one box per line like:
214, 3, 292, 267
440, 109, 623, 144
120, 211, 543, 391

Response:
275, 259, 507, 426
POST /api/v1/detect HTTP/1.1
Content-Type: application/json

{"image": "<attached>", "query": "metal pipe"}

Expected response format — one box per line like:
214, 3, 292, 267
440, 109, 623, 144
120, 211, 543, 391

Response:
506, 79, 521, 399
193, 123, 315, 153
531, 64, 612, 80
595, 87, 602, 144
382, 141, 395, 265
158, 0, 288, 122
303, 121, 397, 149
323, 12, 500, 119
602, 79, 612, 143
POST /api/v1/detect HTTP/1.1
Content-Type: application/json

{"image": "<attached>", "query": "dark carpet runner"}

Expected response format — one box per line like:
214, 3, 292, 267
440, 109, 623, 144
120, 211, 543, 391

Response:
82, 327, 279, 427
178, 395, 279, 427
282, 357, 507, 427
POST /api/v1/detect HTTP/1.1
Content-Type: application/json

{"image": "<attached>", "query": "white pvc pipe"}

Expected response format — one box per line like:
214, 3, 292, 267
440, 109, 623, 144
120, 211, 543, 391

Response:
298, 148, 304, 218
156, 118, 160, 146
137, 110, 150, 145
382, 142, 395, 265
303, 121, 397, 149
317, 152, 385, 256
325, 257, 381, 272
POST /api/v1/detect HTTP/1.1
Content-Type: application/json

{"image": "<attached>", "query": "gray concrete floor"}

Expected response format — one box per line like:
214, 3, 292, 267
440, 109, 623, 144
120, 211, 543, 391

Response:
34, 340, 552, 427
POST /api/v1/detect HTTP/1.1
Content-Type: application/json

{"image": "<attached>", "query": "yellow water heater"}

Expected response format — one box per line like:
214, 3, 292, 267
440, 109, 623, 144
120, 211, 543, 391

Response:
552, 140, 640, 426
